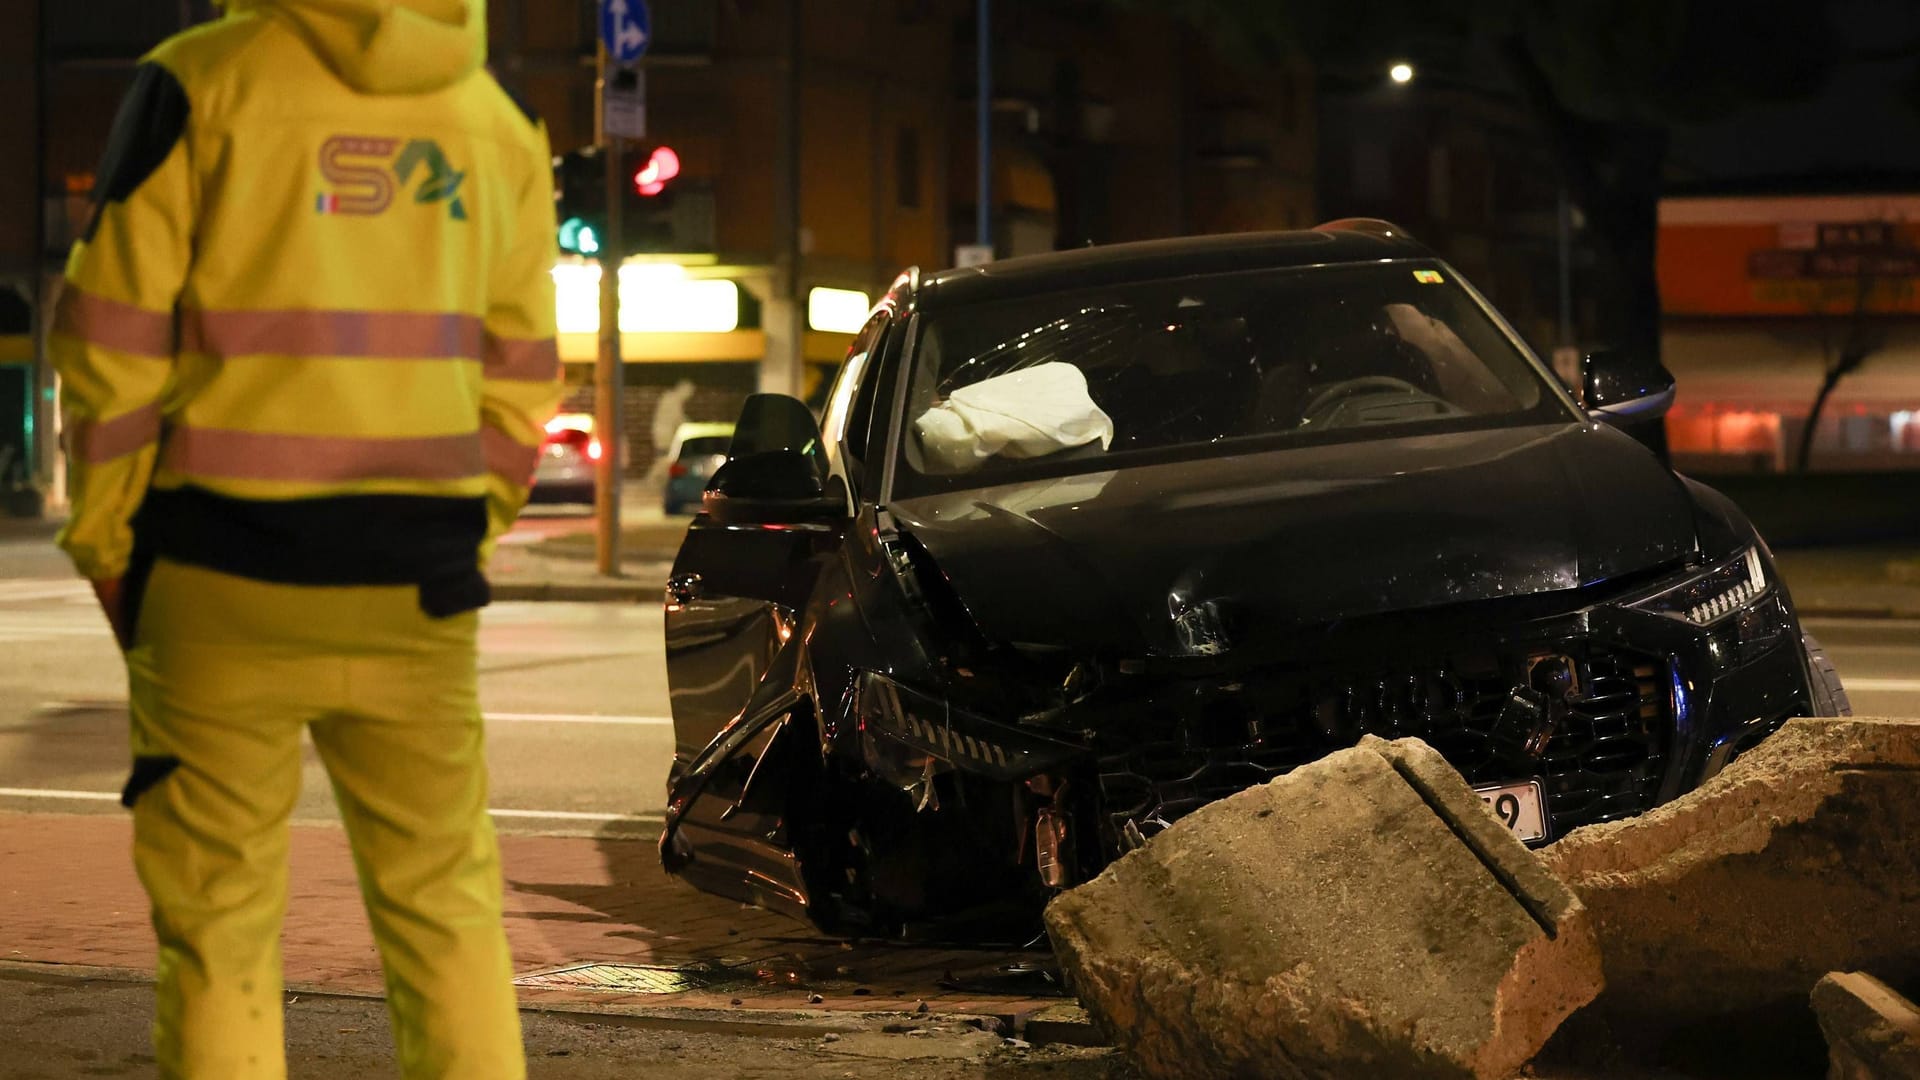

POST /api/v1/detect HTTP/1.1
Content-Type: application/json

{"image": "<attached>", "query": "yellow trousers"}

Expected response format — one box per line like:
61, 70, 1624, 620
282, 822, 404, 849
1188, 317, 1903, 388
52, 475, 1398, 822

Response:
124, 558, 525, 1080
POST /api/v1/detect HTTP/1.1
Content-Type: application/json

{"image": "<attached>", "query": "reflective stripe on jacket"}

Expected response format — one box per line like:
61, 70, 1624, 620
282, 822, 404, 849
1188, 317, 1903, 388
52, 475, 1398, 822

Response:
53, 0, 563, 585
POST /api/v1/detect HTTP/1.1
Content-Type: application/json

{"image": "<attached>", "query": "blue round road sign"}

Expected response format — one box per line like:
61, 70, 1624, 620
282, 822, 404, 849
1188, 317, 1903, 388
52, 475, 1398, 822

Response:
600, 0, 651, 64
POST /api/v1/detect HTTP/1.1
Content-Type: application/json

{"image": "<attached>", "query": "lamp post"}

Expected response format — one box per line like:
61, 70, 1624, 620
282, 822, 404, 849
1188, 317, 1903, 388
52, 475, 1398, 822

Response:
977, 0, 991, 253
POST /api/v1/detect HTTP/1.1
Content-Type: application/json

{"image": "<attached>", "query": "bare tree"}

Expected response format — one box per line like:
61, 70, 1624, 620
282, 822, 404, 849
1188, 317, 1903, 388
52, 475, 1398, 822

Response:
1797, 251, 1892, 472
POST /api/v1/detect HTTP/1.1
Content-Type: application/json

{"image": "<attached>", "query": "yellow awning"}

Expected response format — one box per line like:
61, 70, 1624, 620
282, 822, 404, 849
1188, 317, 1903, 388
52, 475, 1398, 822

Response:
555, 329, 856, 366
558, 330, 766, 364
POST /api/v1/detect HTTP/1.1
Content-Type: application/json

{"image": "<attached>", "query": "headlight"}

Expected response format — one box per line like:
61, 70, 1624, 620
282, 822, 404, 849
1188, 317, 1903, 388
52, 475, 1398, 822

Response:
1634, 547, 1770, 626
854, 672, 1080, 786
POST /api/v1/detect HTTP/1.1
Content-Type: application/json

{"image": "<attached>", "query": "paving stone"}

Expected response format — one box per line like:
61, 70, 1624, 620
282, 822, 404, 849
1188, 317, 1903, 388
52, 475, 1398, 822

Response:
1542, 717, 1920, 1030
1044, 736, 1602, 1080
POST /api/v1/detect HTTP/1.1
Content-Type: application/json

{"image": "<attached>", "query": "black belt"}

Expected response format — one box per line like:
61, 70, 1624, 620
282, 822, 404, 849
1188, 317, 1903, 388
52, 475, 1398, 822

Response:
132, 486, 492, 618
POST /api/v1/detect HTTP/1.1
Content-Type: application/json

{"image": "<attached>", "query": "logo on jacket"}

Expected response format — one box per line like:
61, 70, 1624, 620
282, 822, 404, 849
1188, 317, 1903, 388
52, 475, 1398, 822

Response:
316, 136, 468, 221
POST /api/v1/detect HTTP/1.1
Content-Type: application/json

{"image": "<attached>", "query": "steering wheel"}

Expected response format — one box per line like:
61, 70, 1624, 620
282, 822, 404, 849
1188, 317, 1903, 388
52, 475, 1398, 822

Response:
1298, 376, 1432, 427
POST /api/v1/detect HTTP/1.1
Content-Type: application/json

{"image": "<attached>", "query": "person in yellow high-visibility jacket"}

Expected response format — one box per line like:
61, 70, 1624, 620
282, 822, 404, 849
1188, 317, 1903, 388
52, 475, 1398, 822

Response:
51, 2, 563, 1076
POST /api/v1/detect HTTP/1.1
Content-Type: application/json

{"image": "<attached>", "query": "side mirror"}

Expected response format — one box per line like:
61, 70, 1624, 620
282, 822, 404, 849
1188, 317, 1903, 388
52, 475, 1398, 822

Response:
1582, 349, 1676, 426
704, 394, 846, 524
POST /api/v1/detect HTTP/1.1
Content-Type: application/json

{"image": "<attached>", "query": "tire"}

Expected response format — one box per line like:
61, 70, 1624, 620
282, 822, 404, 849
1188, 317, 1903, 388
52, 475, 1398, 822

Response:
1804, 633, 1853, 717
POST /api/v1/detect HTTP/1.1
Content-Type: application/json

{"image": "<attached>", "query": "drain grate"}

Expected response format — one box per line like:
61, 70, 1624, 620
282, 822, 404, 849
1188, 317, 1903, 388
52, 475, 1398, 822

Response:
514, 962, 732, 995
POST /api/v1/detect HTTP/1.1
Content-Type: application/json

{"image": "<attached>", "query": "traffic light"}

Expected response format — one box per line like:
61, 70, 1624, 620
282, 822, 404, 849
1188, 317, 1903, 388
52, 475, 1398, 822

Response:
554, 148, 606, 257
554, 145, 695, 256
631, 146, 680, 197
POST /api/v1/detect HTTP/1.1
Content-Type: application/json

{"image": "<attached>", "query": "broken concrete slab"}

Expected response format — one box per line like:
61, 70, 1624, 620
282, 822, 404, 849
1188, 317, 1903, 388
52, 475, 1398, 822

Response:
1044, 735, 1603, 1080
1541, 717, 1920, 1030
1814, 971, 1920, 1080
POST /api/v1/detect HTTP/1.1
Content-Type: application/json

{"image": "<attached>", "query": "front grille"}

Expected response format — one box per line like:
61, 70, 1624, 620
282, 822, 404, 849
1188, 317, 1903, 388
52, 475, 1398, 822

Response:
1091, 642, 1671, 849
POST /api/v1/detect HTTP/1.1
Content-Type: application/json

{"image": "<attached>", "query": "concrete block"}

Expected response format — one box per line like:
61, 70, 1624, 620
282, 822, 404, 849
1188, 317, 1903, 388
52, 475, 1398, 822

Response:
1814, 972, 1920, 1080
1541, 717, 1920, 1029
1044, 736, 1603, 1080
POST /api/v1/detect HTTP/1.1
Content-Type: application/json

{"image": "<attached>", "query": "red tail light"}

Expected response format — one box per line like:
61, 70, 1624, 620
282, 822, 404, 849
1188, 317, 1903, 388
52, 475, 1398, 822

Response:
668, 462, 689, 478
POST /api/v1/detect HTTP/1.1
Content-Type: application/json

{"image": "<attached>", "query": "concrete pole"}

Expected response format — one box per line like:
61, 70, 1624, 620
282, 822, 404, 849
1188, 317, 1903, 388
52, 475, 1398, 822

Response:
763, 0, 805, 399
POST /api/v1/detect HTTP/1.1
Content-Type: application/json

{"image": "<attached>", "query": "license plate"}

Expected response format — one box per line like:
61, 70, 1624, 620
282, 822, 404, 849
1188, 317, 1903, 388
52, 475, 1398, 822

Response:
1474, 780, 1548, 842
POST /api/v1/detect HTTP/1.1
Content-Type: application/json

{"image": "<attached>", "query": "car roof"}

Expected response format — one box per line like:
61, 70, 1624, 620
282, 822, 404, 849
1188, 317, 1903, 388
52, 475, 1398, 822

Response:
911, 220, 1432, 313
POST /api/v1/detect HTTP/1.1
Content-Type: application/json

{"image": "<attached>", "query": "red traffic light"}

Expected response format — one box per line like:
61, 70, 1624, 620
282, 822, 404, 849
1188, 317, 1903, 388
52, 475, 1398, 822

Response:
632, 146, 681, 197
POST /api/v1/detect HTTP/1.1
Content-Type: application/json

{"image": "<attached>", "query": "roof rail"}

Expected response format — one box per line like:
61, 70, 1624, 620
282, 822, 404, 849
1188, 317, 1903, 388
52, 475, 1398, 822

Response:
1313, 218, 1418, 243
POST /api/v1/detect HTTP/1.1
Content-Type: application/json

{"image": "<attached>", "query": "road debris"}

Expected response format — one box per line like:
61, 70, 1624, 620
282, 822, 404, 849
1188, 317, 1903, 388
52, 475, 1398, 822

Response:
1046, 736, 1602, 1080
1543, 717, 1920, 1030
1813, 971, 1920, 1079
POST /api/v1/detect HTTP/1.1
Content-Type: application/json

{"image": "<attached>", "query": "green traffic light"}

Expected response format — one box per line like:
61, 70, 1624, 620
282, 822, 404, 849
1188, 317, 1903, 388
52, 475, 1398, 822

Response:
558, 216, 601, 255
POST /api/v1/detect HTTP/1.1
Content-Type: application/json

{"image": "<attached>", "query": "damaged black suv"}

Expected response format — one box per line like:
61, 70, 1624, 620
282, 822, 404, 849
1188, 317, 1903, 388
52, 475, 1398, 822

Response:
660, 220, 1849, 935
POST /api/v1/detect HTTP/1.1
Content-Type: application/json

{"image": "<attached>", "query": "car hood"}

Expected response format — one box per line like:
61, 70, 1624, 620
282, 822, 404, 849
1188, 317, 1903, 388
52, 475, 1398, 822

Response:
890, 423, 1699, 656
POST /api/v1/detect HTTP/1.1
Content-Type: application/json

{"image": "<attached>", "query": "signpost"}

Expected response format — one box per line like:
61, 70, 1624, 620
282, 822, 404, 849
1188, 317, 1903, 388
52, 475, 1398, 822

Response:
595, 0, 649, 578
602, 0, 650, 63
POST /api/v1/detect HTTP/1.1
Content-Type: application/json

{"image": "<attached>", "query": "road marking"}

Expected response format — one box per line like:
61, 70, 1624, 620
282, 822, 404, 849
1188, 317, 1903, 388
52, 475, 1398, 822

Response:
1845, 678, 1920, 693
28, 702, 671, 727
0, 786, 660, 824
0, 580, 94, 604
0, 787, 119, 802
484, 711, 671, 726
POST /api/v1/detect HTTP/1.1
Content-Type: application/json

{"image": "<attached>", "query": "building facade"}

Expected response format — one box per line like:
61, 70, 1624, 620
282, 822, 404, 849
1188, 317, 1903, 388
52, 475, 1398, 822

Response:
14, 0, 1317, 497
1317, 80, 1590, 357
1659, 190, 1920, 473
492, 0, 1318, 478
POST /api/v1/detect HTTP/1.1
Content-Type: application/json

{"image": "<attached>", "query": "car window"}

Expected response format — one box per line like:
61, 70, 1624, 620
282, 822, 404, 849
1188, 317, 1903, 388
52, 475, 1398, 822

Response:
821, 311, 890, 494
895, 261, 1572, 494
678, 436, 730, 458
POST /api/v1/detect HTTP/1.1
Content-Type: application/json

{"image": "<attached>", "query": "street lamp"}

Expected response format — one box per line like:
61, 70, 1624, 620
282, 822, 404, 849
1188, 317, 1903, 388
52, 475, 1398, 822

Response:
1389, 62, 1415, 85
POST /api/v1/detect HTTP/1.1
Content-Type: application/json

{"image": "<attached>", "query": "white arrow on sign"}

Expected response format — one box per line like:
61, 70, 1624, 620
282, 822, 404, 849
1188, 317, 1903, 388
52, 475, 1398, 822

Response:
618, 22, 648, 53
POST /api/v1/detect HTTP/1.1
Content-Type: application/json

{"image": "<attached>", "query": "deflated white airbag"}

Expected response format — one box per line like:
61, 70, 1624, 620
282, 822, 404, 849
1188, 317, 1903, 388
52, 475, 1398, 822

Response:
914, 362, 1114, 474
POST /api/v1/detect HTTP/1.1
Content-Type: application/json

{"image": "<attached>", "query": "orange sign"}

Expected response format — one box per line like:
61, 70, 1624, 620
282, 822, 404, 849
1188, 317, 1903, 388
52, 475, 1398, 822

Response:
1658, 195, 1920, 317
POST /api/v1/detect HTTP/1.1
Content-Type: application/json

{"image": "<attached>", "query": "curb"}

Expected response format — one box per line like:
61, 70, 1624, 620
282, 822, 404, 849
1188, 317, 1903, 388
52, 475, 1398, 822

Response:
487, 576, 660, 599
0, 959, 1103, 1046
491, 580, 655, 604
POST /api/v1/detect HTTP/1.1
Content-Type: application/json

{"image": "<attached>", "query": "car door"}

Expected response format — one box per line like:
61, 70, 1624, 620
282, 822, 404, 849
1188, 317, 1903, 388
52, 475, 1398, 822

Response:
663, 314, 889, 762
659, 313, 891, 915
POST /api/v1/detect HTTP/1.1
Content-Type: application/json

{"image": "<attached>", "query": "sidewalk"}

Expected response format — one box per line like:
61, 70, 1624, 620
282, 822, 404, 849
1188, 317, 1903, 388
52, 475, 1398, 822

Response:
0, 811, 1069, 1029
0, 964, 1121, 1079
0, 514, 61, 544
1772, 547, 1920, 619
488, 491, 687, 602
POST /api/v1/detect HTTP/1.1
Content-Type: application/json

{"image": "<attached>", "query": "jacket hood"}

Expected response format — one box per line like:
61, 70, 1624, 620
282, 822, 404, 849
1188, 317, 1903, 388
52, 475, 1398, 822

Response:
892, 423, 1701, 657
229, 0, 485, 95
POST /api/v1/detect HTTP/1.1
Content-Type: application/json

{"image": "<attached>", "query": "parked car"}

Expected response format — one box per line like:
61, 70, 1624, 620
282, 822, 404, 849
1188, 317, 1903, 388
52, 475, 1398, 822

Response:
662, 422, 735, 515
659, 221, 1849, 936
529, 412, 599, 504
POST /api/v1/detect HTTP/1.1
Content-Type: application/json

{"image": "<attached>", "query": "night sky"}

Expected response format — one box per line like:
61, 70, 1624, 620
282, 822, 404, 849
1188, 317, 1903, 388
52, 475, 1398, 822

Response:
1673, 0, 1920, 182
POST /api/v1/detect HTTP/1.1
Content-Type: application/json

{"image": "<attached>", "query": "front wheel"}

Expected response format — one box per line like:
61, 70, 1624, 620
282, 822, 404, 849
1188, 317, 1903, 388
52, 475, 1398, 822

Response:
1804, 633, 1852, 717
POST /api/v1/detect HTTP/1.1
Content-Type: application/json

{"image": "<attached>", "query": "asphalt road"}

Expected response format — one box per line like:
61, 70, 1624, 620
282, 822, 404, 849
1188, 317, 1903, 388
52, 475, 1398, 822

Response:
0, 966, 1121, 1080
1, 528, 1916, 840
0, 535, 670, 839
